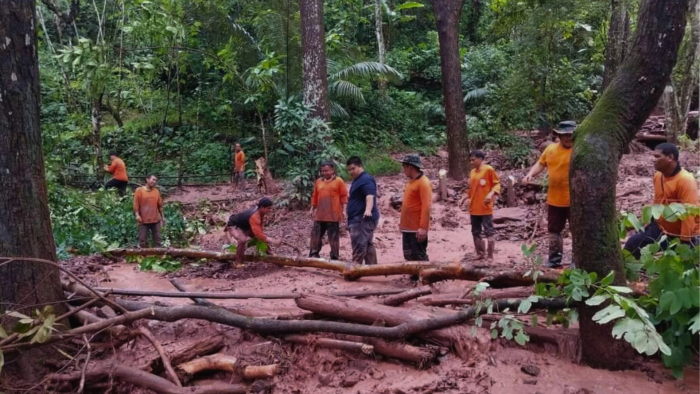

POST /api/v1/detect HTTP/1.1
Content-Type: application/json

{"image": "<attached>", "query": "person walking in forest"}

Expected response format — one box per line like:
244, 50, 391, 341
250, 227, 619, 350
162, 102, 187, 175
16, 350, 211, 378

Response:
623, 143, 700, 258
399, 154, 432, 262
309, 161, 348, 260
459, 150, 500, 260
346, 156, 380, 265
134, 175, 164, 248
104, 150, 129, 195
522, 121, 576, 268
225, 197, 281, 265
233, 143, 246, 190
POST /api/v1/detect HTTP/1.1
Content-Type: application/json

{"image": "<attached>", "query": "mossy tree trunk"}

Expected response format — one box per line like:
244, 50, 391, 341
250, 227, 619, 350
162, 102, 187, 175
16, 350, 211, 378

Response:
602, 0, 630, 91
570, 0, 689, 370
300, 0, 331, 121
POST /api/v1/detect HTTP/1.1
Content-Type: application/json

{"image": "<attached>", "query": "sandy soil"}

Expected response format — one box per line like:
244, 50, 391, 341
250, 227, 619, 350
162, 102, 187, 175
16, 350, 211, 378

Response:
58, 148, 700, 394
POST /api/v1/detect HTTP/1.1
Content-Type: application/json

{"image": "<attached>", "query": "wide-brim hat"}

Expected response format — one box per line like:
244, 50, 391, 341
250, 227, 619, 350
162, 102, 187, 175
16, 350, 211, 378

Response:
399, 154, 422, 169
554, 121, 577, 135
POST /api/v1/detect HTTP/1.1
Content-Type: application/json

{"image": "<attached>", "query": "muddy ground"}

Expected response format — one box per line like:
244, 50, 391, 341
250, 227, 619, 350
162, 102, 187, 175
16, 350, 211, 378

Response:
59, 146, 700, 394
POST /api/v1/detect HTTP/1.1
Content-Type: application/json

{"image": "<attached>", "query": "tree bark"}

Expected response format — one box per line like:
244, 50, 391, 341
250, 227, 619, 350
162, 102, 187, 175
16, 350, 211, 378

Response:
602, 0, 631, 90
430, 0, 470, 180
91, 95, 103, 181
300, 0, 331, 121
374, 0, 388, 93
570, 0, 688, 370
0, 0, 66, 379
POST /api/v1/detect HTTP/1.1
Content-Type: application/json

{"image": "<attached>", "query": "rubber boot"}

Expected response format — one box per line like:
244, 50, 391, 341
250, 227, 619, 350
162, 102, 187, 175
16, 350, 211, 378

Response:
487, 238, 495, 261
473, 235, 486, 260
547, 232, 563, 268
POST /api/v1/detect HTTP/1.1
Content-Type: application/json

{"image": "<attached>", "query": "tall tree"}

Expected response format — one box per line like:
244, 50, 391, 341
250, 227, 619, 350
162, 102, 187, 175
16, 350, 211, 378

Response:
0, 0, 66, 378
570, 0, 688, 370
602, 0, 631, 90
430, 0, 470, 180
300, 0, 331, 121
374, 0, 388, 93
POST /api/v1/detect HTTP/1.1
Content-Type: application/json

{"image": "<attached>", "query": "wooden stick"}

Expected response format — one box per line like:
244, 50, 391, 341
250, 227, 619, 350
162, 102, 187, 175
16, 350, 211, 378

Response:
242, 364, 280, 380
422, 287, 534, 307
176, 353, 280, 382
382, 286, 432, 306
347, 336, 438, 367
91, 286, 409, 300
135, 326, 182, 387
77, 335, 91, 394
283, 334, 374, 354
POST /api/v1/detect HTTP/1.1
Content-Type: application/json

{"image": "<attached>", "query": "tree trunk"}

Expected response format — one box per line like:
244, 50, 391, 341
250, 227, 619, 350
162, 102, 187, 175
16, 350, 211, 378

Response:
430, 0, 470, 180
300, 0, 331, 121
570, 0, 688, 370
602, 0, 631, 90
0, 0, 66, 379
374, 0, 387, 93
664, 85, 680, 144
91, 96, 103, 181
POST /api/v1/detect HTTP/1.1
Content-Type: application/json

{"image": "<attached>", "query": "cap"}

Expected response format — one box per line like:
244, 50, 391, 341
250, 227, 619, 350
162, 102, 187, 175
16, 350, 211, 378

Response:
399, 154, 422, 169
554, 121, 577, 135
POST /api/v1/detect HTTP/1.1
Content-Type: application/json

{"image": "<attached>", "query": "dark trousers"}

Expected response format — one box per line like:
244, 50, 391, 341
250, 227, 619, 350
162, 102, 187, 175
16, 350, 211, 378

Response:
139, 222, 162, 248
470, 215, 495, 239
623, 221, 699, 259
547, 205, 570, 263
309, 221, 340, 260
402, 232, 429, 261
349, 220, 377, 265
105, 178, 128, 195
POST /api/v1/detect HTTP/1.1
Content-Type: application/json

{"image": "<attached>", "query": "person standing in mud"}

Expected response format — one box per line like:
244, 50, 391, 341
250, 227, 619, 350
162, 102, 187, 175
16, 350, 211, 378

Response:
346, 156, 380, 265
399, 154, 432, 262
225, 197, 282, 264
459, 150, 500, 260
104, 150, 129, 195
623, 143, 699, 258
522, 121, 576, 268
309, 161, 348, 260
233, 143, 246, 190
134, 175, 164, 248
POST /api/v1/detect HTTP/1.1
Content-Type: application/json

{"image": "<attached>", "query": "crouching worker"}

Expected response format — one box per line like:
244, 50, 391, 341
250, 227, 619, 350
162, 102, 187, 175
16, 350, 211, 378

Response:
225, 197, 282, 264
623, 143, 700, 258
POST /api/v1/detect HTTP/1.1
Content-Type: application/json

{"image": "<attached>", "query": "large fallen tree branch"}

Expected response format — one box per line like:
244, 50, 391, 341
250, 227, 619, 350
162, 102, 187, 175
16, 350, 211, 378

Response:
382, 286, 433, 306
419, 287, 533, 307
91, 286, 408, 300
419, 266, 560, 287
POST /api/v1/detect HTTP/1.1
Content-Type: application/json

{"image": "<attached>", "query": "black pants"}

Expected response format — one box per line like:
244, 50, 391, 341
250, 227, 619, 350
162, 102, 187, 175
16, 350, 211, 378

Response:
402, 232, 429, 261
309, 221, 340, 260
105, 179, 128, 195
623, 221, 699, 259
547, 205, 570, 263
471, 215, 495, 238
139, 222, 162, 248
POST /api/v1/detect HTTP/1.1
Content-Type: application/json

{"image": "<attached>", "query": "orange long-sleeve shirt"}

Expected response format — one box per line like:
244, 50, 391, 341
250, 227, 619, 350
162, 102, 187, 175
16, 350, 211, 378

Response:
311, 176, 348, 222
653, 169, 700, 241
400, 174, 432, 232
249, 210, 268, 242
235, 151, 246, 172
107, 157, 128, 181
468, 164, 501, 216
133, 187, 163, 224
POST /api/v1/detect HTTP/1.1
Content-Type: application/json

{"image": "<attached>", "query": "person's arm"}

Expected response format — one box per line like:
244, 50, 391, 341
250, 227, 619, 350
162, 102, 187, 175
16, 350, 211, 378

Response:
133, 189, 142, 223
362, 179, 377, 218
485, 169, 501, 204
417, 182, 432, 241
158, 192, 165, 226
310, 180, 319, 218
364, 195, 375, 217
523, 162, 546, 183
105, 159, 116, 174
250, 213, 280, 246
678, 178, 700, 241
340, 181, 348, 221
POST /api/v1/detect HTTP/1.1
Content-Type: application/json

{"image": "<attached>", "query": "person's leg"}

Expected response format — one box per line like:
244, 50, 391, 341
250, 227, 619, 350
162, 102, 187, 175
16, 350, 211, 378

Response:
363, 220, 378, 265
117, 180, 128, 196
402, 232, 415, 261
623, 222, 664, 259
231, 228, 249, 264
482, 215, 496, 260
327, 222, 340, 260
349, 223, 366, 265
105, 178, 118, 190
138, 224, 148, 248
547, 205, 567, 267
152, 222, 162, 247
238, 171, 246, 190
309, 221, 323, 258
471, 215, 485, 259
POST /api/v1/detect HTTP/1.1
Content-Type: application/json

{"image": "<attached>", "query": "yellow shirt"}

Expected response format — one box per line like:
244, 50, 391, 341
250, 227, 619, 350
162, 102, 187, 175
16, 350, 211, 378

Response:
538, 143, 572, 207
400, 175, 432, 231
468, 164, 501, 216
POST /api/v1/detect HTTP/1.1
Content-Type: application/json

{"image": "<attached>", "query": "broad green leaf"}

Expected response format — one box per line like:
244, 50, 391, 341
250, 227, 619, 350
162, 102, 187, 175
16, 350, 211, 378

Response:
600, 271, 615, 287
611, 317, 644, 339
518, 299, 532, 314
609, 286, 633, 294
491, 329, 498, 339
626, 213, 643, 232
514, 330, 529, 346
659, 292, 677, 313
689, 312, 700, 334
641, 206, 652, 224
395, 1, 425, 11
592, 305, 626, 324
585, 295, 609, 306
651, 204, 665, 220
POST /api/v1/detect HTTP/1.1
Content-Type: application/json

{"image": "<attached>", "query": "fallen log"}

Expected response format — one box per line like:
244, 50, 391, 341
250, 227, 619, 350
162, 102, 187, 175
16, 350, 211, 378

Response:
176, 353, 280, 383
283, 334, 374, 354
346, 336, 439, 367
419, 287, 533, 306
419, 265, 560, 287
48, 364, 249, 394
382, 286, 433, 306
135, 335, 226, 373
343, 262, 441, 281
91, 286, 408, 300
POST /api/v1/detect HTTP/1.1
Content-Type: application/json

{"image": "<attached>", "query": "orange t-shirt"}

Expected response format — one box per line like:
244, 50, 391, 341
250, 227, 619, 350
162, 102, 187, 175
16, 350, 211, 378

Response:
249, 210, 268, 242
653, 169, 700, 241
468, 164, 501, 216
235, 151, 246, 172
400, 174, 432, 231
538, 143, 572, 207
311, 177, 348, 222
133, 187, 163, 224
107, 157, 128, 181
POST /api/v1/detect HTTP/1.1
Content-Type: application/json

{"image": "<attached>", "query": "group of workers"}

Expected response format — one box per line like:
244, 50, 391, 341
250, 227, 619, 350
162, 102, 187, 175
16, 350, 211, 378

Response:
104, 120, 699, 265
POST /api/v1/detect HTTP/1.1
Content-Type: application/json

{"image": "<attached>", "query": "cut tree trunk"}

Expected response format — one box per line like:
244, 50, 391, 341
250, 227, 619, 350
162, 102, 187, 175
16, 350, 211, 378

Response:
0, 0, 67, 380
430, 0, 470, 180
602, 0, 630, 90
570, 0, 688, 370
300, 0, 331, 121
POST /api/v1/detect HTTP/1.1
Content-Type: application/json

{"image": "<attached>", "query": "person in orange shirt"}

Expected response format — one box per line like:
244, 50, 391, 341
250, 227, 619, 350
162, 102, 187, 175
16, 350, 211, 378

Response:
133, 175, 164, 248
233, 143, 246, 190
624, 143, 700, 258
459, 150, 501, 260
104, 150, 129, 195
309, 161, 348, 260
523, 121, 576, 268
399, 154, 432, 262
225, 197, 282, 265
